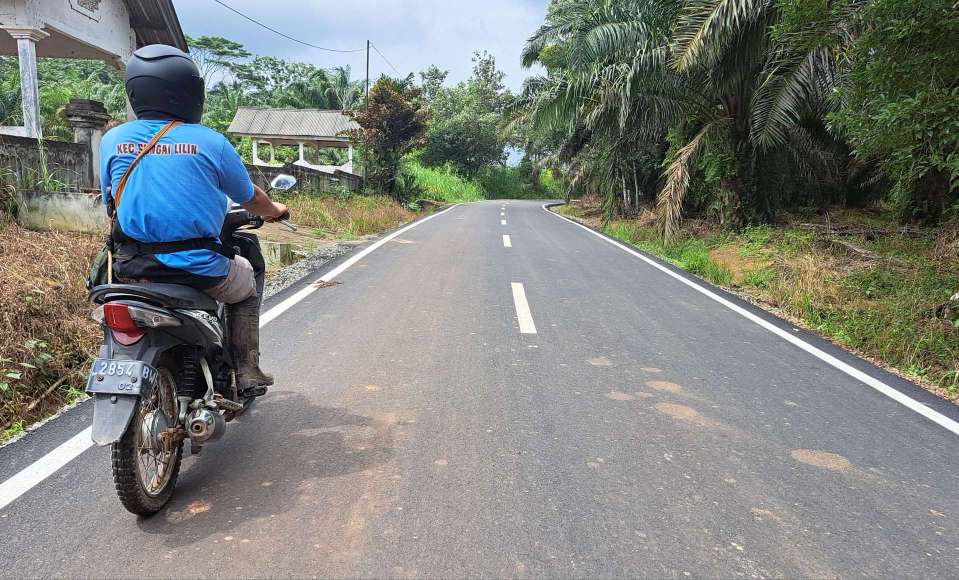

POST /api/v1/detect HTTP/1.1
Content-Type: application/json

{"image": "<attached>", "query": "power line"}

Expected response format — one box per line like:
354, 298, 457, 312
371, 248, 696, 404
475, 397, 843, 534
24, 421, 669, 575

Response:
210, 0, 366, 53
370, 42, 402, 76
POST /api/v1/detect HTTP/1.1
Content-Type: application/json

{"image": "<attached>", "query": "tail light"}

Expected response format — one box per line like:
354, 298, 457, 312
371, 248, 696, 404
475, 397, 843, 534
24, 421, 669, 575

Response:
92, 303, 182, 346
101, 304, 143, 345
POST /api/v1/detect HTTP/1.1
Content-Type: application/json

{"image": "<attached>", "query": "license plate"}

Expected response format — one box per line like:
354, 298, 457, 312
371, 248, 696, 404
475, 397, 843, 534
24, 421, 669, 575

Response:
86, 359, 158, 397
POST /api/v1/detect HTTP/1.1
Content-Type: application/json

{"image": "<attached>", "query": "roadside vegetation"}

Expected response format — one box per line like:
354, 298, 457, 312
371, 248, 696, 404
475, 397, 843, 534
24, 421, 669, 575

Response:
0, 222, 101, 439
514, 0, 958, 233
274, 191, 417, 239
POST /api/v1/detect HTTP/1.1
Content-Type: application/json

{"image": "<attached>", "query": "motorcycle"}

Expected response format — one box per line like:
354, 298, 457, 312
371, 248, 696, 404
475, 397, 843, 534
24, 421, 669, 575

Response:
84, 174, 297, 515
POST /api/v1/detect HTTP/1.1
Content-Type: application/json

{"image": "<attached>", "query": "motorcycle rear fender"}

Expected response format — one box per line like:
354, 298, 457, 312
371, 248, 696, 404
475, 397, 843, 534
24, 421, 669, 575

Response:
90, 330, 181, 446
92, 393, 140, 446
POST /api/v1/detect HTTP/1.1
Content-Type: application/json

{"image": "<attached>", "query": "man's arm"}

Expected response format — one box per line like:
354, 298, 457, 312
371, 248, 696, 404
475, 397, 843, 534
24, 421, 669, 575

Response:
241, 185, 288, 221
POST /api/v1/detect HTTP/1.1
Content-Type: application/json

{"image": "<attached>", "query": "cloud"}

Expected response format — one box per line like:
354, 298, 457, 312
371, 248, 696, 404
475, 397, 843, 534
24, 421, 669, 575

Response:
171, 0, 547, 91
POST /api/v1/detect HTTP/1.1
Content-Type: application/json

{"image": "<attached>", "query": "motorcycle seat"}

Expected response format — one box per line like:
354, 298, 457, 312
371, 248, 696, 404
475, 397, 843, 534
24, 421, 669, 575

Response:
90, 283, 218, 311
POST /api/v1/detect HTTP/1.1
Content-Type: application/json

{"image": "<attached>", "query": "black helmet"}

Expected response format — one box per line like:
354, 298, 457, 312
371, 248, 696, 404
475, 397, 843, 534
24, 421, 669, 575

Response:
125, 44, 205, 123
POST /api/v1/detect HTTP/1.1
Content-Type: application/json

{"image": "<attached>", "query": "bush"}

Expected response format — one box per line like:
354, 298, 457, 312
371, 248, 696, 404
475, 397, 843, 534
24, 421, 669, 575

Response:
402, 159, 484, 203
274, 191, 416, 238
476, 163, 554, 200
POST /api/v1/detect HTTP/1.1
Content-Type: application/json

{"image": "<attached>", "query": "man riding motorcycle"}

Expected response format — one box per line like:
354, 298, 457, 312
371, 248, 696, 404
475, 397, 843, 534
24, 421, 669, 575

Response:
99, 44, 287, 399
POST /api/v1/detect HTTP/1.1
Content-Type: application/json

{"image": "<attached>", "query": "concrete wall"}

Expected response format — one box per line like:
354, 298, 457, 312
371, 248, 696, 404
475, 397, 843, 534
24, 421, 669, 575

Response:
17, 190, 107, 233
245, 162, 364, 194
0, 134, 91, 190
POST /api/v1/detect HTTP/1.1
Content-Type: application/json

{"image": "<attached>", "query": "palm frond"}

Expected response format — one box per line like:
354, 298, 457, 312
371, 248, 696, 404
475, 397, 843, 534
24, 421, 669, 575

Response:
671, 0, 771, 71
657, 122, 721, 240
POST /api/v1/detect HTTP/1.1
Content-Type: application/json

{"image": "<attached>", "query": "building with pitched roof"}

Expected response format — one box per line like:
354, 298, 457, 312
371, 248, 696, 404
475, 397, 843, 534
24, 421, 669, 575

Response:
227, 106, 360, 175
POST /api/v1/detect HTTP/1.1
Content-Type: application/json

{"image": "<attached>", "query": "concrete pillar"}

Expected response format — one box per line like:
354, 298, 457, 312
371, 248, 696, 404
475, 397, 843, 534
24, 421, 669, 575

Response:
64, 100, 111, 190
346, 144, 354, 172
297, 141, 306, 166
3, 27, 49, 139
252, 139, 261, 164
269, 143, 276, 165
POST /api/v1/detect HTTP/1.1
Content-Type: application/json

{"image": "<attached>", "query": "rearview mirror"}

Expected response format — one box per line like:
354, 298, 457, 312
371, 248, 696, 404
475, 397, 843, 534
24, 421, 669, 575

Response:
270, 174, 297, 191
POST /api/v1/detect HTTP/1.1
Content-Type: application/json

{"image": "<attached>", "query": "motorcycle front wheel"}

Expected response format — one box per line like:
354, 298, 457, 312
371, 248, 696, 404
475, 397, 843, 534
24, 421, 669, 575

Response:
112, 365, 183, 515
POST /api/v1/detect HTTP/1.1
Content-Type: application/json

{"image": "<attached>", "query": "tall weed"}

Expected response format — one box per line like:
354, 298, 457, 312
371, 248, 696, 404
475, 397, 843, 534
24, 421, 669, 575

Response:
276, 192, 416, 238
0, 224, 100, 434
403, 160, 484, 203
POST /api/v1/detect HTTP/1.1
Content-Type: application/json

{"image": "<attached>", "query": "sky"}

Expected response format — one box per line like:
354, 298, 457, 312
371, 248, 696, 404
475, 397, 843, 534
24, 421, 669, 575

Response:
171, 0, 549, 92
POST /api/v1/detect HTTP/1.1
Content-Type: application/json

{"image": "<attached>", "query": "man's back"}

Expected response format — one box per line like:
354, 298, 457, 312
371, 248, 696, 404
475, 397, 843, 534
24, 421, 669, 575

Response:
99, 120, 254, 281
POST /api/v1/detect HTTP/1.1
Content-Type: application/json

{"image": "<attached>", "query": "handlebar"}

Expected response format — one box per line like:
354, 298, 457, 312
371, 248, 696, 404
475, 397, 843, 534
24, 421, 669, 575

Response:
222, 208, 297, 239
275, 211, 297, 231
221, 208, 262, 240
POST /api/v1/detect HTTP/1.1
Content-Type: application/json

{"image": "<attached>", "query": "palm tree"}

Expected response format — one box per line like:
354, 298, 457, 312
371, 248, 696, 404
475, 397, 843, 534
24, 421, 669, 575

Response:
657, 0, 836, 237
517, 0, 837, 238
327, 66, 362, 111
516, 0, 685, 220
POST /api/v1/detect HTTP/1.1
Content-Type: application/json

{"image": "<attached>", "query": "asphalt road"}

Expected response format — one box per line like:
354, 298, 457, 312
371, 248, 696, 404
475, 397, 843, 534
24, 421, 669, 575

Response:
2, 200, 959, 578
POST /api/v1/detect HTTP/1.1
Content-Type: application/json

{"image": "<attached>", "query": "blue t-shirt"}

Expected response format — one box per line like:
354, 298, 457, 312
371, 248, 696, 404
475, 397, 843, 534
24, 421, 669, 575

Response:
99, 120, 254, 278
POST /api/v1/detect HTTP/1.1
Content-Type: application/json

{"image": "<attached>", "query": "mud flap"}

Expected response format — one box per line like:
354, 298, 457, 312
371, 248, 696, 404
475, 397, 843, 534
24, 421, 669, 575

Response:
91, 394, 139, 446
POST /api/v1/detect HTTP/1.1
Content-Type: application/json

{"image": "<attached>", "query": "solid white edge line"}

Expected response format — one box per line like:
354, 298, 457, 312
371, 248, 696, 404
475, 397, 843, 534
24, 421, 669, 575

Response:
542, 203, 959, 437
0, 427, 93, 511
511, 282, 537, 334
503, 234, 512, 248
0, 204, 460, 512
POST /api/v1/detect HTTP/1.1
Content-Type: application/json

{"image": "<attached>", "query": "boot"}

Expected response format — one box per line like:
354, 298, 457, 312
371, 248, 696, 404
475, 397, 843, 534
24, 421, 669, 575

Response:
228, 296, 273, 398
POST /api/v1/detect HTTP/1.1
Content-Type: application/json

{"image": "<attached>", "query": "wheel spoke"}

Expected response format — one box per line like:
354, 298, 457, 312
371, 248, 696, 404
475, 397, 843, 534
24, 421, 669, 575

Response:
131, 367, 179, 497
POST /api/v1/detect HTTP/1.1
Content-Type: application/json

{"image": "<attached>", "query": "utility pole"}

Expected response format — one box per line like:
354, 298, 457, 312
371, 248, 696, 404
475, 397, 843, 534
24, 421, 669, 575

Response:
364, 39, 370, 181
365, 39, 370, 110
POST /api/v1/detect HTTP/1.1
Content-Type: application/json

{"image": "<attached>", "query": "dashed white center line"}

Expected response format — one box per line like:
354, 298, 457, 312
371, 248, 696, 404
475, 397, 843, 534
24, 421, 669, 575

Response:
501, 219, 506, 226
511, 282, 537, 334
503, 234, 512, 248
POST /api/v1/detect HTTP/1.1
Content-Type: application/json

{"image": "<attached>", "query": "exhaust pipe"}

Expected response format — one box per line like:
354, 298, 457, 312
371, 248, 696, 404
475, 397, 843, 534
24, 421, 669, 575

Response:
188, 408, 225, 443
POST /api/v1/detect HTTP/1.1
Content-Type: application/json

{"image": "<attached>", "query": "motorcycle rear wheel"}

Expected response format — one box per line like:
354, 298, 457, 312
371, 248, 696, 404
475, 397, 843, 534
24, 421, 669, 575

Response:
112, 365, 183, 515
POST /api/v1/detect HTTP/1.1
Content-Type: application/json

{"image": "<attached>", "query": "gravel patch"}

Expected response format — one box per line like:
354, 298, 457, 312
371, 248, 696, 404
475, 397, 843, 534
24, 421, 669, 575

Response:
263, 241, 360, 299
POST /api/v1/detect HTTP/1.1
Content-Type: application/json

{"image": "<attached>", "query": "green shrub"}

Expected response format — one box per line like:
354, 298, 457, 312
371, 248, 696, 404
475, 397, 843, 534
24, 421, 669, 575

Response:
741, 267, 776, 289
402, 159, 484, 203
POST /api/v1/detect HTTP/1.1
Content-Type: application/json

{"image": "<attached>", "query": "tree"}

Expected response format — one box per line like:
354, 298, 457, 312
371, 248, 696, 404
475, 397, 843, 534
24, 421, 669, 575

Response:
516, 0, 842, 237
186, 35, 251, 88
347, 78, 428, 198
1, 37, 368, 149
0, 56, 125, 140
778, 0, 959, 222
327, 66, 363, 111
419, 53, 511, 176
419, 65, 448, 105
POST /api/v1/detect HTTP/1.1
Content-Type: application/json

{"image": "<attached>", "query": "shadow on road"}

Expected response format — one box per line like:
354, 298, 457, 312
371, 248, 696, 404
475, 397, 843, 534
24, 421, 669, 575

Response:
134, 390, 394, 547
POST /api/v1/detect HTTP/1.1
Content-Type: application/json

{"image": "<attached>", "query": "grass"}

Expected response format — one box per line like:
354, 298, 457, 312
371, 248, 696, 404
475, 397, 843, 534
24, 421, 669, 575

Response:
275, 191, 418, 239
404, 158, 564, 202
476, 166, 564, 200
0, 222, 101, 441
403, 160, 484, 203
559, 201, 959, 396
602, 219, 733, 286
